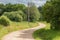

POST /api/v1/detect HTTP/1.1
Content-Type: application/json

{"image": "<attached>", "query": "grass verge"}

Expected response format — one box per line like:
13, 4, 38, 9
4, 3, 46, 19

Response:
33, 22, 60, 40
0, 21, 38, 40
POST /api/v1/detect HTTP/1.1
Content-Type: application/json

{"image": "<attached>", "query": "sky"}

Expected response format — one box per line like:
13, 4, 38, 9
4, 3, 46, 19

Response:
0, 0, 46, 7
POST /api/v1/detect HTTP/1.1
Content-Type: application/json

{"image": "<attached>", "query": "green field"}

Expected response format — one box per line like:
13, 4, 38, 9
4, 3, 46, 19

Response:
33, 22, 60, 40
0, 21, 38, 40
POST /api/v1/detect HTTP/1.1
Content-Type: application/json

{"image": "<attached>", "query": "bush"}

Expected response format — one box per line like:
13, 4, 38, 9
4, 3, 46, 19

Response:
14, 10, 27, 21
0, 16, 10, 26
3, 12, 23, 22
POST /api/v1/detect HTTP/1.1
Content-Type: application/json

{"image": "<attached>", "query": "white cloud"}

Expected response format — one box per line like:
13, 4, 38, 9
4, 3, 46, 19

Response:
0, 0, 46, 6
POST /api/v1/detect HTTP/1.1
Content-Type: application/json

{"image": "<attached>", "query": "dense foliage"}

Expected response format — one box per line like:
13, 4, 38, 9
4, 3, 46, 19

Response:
41, 0, 60, 30
3, 11, 23, 22
0, 16, 10, 26
0, 3, 26, 16
0, 3, 40, 26
28, 3, 40, 22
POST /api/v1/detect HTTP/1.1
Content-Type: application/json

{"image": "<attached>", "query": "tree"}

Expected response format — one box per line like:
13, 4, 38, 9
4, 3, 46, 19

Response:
0, 3, 4, 16
38, 6, 42, 13
28, 2, 40, 22
41, 0, 60, 30
4, 3, 26, 12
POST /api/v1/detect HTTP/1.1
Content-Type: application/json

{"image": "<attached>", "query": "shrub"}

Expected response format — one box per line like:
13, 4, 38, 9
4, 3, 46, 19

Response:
0, 16, 10, 26
14, 10, 27, 21
3, 12, 23, 22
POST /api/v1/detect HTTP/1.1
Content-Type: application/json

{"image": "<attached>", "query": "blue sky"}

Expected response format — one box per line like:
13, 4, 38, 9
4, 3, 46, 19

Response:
0, 0, 46, 6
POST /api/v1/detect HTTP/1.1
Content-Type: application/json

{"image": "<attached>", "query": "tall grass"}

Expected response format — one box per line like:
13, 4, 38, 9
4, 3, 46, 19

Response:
33, 22, 60, 40
0, 21, 38, 40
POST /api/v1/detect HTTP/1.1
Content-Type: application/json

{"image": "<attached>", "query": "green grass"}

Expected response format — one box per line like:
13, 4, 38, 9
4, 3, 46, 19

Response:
0, 21, 38, 40
33, 22, 60, 40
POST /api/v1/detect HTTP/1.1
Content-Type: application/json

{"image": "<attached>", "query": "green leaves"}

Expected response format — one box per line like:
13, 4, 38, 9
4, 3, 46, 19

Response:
41, 0, 60, 30
0, 16, 10, 26
3, 11, 23, 22
28, 3, 40, 22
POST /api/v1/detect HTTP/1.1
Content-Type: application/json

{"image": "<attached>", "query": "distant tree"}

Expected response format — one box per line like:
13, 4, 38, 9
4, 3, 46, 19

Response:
38, 6, 44, 21
38, 6, 42, 13
28, 2, 40, 22
4, 3, 26, 12
13, 4, 26, 11
0, 3, 4, 16
4, 3, 13, 12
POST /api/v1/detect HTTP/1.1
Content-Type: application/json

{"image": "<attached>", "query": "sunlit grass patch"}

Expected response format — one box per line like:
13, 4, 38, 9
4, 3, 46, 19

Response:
33, 22, 60, 40
0, 21, 38, 40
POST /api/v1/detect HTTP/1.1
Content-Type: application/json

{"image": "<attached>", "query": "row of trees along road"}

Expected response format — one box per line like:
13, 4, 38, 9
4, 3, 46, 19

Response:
0, 3, 40, 26
0, 3, 26, 16
40, 0, 60, 30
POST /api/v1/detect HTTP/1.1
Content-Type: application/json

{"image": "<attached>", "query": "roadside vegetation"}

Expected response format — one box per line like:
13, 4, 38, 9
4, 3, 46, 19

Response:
0, 2, 40, 40
33, 0, 60, 40
0, 0, 60, 40
0, 21, 38, 40
33, 22, 60, 40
